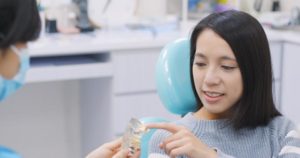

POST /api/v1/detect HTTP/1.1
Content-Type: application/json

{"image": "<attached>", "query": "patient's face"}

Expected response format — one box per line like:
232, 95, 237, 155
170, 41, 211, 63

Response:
192, 29, 243, 119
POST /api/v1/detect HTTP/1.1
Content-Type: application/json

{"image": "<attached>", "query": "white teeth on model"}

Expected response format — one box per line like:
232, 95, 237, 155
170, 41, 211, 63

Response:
205, 92, 223, 97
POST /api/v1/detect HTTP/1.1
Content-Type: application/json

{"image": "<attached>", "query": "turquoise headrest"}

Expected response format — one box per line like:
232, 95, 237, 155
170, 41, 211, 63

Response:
155, 38, 198, 115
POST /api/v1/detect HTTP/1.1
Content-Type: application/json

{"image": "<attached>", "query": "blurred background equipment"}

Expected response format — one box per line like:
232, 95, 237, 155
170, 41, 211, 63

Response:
72, 0, 94, 32
88, 0, 137, 28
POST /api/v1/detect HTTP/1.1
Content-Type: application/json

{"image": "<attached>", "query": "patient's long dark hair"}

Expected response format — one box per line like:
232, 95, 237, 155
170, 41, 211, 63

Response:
190, 10, 281, 130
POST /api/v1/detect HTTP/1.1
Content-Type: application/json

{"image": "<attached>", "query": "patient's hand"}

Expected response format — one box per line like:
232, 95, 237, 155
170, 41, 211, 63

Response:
147, 123, 217, 158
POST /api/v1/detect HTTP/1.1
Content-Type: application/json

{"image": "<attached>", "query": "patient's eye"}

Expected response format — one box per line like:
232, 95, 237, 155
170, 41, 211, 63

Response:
194, 62, 206, 67
221, 65, 236, 71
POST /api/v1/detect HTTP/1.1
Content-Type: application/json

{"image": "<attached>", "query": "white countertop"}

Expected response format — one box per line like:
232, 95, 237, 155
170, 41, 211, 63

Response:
28, 29, 181, 57
26, 29, 182, 83
28, 26, 300, 58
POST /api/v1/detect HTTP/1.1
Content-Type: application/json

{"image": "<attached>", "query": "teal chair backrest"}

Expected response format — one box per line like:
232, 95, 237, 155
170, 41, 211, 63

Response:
156, 38, 198, 115
139, 38, 198, 158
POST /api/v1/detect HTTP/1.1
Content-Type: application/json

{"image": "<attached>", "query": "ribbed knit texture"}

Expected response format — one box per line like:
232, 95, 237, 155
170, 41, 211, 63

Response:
149, 113, 300, 158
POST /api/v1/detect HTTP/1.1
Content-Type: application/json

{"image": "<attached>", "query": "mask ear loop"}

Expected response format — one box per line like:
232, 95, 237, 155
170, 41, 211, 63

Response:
10, 45, 22, 56
10, 45, 29, 57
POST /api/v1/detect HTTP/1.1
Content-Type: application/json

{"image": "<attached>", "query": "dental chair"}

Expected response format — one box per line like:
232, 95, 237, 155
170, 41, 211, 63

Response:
139, 38, 199, 158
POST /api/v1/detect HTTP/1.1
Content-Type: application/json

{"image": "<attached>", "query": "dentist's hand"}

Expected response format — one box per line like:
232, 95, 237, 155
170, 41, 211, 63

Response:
85, 138, 140, 158
147, 123, 217, 158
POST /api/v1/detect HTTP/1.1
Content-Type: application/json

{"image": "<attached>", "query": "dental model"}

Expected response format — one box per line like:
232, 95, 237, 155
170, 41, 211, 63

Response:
122, 118, 148, 155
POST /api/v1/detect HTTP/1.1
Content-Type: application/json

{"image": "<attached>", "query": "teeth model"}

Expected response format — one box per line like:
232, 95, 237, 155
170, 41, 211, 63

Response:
122, 118, 148, 155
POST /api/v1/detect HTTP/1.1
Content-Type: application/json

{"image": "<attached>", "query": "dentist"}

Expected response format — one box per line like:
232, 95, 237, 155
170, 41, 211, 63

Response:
0, 0, 41, 157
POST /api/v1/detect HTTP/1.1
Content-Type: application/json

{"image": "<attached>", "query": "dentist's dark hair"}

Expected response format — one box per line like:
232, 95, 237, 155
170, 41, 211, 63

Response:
190, 10, 281, 130
0, 0, 41, 48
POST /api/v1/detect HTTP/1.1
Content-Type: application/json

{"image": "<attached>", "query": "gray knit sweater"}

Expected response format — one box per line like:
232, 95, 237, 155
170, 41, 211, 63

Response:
149, 113, 300, 158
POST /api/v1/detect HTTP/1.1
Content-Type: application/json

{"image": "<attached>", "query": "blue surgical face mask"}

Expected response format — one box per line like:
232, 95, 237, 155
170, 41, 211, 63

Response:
0, 45, 30, 101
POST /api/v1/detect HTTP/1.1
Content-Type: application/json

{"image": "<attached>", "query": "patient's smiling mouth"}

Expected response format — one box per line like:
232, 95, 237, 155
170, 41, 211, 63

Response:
202, 90, 225, 104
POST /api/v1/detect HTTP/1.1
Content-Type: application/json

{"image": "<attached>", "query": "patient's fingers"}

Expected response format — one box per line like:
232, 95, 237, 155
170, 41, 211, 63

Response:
146, 123, 184, 134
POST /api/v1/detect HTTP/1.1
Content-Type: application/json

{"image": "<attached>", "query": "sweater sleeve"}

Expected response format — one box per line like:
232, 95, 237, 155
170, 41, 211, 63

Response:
275, 117, 300, 157
148, 129, 171, 155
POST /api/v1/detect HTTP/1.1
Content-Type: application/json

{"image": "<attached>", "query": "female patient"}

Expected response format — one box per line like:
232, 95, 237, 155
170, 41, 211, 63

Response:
147, 10, 300, 158
87, 10, 300, 158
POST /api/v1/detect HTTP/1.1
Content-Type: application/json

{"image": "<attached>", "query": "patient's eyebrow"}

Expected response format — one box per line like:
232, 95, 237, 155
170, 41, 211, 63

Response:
195, 52, 236, 61
194, 53, 206, 58
220, 56, 236, 61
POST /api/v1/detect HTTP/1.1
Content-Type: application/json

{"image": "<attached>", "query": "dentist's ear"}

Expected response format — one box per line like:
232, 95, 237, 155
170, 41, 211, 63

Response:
0, 45, 30, 101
